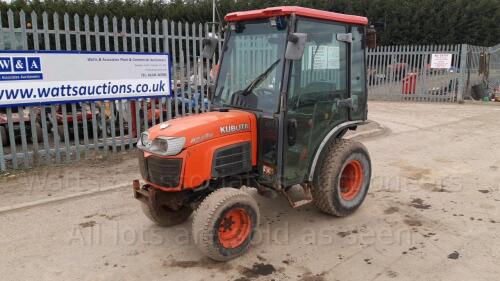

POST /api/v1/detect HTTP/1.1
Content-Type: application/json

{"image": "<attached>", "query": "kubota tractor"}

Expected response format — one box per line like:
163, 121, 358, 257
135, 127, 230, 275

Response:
133, 6, 376, 261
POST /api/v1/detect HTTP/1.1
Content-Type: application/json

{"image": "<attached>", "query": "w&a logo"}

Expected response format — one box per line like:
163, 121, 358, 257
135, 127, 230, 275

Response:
0, 57, 42, 73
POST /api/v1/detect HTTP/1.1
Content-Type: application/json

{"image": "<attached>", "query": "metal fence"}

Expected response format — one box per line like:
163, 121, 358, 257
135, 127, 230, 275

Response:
0, 9, 497, 171
366, 44, 465, 102
488, 44, 500, 89
0, 10, 221, 171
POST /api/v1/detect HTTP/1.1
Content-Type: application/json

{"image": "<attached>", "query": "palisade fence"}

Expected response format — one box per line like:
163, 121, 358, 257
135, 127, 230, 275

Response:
0, 9, 496, 171
366, 44, 498, 102
366, 44, 464, 102
0, 10, 221, 171
488, 44, 500, 89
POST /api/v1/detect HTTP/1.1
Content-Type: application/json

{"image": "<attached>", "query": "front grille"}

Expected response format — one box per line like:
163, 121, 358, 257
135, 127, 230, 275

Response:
138, 151, 182, 187
212, 142, 252, 178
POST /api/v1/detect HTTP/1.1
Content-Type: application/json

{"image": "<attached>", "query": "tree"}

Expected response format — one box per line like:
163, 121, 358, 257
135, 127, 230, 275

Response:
0, 0, 498, 46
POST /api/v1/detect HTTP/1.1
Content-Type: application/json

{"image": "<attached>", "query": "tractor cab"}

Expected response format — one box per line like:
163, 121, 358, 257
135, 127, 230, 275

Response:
206, 6, 371, 188
134, 6, 374, 262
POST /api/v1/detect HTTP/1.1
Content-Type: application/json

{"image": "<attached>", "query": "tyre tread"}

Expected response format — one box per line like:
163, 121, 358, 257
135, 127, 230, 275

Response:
312, 138, 370, 216
192, 188, 259, 261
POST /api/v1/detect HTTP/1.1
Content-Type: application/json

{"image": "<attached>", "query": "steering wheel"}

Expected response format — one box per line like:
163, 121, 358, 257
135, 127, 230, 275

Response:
253, 88, 277, 97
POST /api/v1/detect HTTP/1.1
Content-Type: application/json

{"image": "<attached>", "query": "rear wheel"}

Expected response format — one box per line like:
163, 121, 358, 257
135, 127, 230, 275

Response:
140, 187, 193, 227
312, 139, 371, 217
192, 188, 259, 261
0, 126, 7, 146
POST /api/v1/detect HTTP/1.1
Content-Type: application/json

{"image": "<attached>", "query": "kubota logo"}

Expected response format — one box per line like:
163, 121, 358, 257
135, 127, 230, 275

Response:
220, 123, 249, 134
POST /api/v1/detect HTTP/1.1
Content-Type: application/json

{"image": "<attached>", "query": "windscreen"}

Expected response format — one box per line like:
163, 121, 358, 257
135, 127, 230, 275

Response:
213, 19, 288, 113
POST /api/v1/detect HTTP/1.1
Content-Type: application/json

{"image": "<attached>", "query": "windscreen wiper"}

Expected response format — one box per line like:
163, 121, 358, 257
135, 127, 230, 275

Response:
241, 59, 281, 96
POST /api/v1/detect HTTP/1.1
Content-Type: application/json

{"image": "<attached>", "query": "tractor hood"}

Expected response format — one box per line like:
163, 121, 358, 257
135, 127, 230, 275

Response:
146, 110, 256, 148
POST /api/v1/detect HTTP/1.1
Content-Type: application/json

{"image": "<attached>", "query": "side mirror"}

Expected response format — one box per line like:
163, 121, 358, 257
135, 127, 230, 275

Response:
366, 25, 377, 49
285, 33, 307, 60
202, 37, 219, 59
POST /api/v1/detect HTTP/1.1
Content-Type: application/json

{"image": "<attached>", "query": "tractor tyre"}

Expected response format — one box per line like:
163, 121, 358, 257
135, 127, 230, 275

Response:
141, 188, 193, 227
192, 188, 259, 261
312, 139, 371, 217
0, 126, 7, 146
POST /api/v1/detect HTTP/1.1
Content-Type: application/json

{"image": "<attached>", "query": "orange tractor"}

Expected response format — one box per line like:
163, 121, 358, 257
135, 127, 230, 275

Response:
134, 6, 375, 261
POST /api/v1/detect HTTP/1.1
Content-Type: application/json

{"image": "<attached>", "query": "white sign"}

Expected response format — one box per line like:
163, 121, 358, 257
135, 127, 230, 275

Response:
431, 54, 452, 69
0, 51, 171, 107
307, 45, 340, 70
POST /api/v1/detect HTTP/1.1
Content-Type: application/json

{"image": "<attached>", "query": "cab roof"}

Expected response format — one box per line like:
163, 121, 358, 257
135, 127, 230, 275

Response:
225, 6, 368, 26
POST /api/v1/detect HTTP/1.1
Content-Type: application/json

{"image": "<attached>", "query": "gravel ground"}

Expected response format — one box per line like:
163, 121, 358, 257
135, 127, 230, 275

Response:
0, 101, 499, 281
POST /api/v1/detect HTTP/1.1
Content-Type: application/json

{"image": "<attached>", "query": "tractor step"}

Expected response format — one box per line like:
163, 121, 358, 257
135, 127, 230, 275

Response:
280, 184, 313, 208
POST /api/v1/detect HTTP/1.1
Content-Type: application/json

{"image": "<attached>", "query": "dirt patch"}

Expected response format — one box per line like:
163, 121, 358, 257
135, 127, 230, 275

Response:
84, 213, 121, 220
478, 189, 490, 194
404, 218, 422, 227
79, 220, 96, 228
410, 198, 431, 210
165, 259, 232, 272
398, 164, 432, 180
490, 166, 498, 171
448, 251, 460, 259
299, 270, 327, 281
384, 206, 399, 214
238, 263, 276, 279
337, 229, 358, 238
386, 270, 398, 278
422, 183, 450, 193
256, 255, 266, 262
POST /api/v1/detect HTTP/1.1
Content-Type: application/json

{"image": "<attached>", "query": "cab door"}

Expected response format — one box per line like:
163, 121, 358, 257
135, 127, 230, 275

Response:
283, 19, 350, 187
350, 25, 368, 121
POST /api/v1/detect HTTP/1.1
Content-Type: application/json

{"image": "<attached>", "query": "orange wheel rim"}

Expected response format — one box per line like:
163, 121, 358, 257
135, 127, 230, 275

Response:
340, 160, 364, 201
218, 208, 252, 249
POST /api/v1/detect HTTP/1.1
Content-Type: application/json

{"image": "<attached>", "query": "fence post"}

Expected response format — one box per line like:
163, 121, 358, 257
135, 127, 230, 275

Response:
0, 12, 5, 170
457, 44, 468, 103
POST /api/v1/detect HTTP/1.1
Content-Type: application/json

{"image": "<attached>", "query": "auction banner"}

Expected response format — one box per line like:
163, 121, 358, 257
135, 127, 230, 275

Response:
0, 51, 171, 108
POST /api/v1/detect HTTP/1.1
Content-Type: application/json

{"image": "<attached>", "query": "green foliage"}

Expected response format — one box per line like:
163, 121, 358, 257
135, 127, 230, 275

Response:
1, 0, 499, 46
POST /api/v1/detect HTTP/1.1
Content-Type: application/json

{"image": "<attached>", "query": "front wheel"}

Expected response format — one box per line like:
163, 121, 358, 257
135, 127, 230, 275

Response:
140, 188, 193, 227
192, 188, 259, 261
312, 139, 371, 217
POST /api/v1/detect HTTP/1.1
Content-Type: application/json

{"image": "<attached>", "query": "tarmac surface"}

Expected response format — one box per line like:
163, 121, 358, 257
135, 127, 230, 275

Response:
1, 101, 500, 281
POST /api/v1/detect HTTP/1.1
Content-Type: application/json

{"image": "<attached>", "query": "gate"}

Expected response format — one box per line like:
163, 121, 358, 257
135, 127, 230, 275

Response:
0, 10, 221, 171
366, 45, 465, 102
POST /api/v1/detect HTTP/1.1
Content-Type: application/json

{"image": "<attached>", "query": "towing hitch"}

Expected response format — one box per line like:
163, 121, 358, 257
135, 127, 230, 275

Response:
133, 179, 150, 205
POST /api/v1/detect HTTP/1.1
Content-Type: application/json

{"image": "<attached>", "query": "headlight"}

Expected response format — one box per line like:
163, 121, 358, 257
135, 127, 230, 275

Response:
150, 137, 186, 156
138, 132, 185, 156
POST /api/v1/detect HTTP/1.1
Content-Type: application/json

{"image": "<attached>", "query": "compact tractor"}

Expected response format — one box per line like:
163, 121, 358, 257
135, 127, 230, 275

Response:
134, 6, 375, 261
